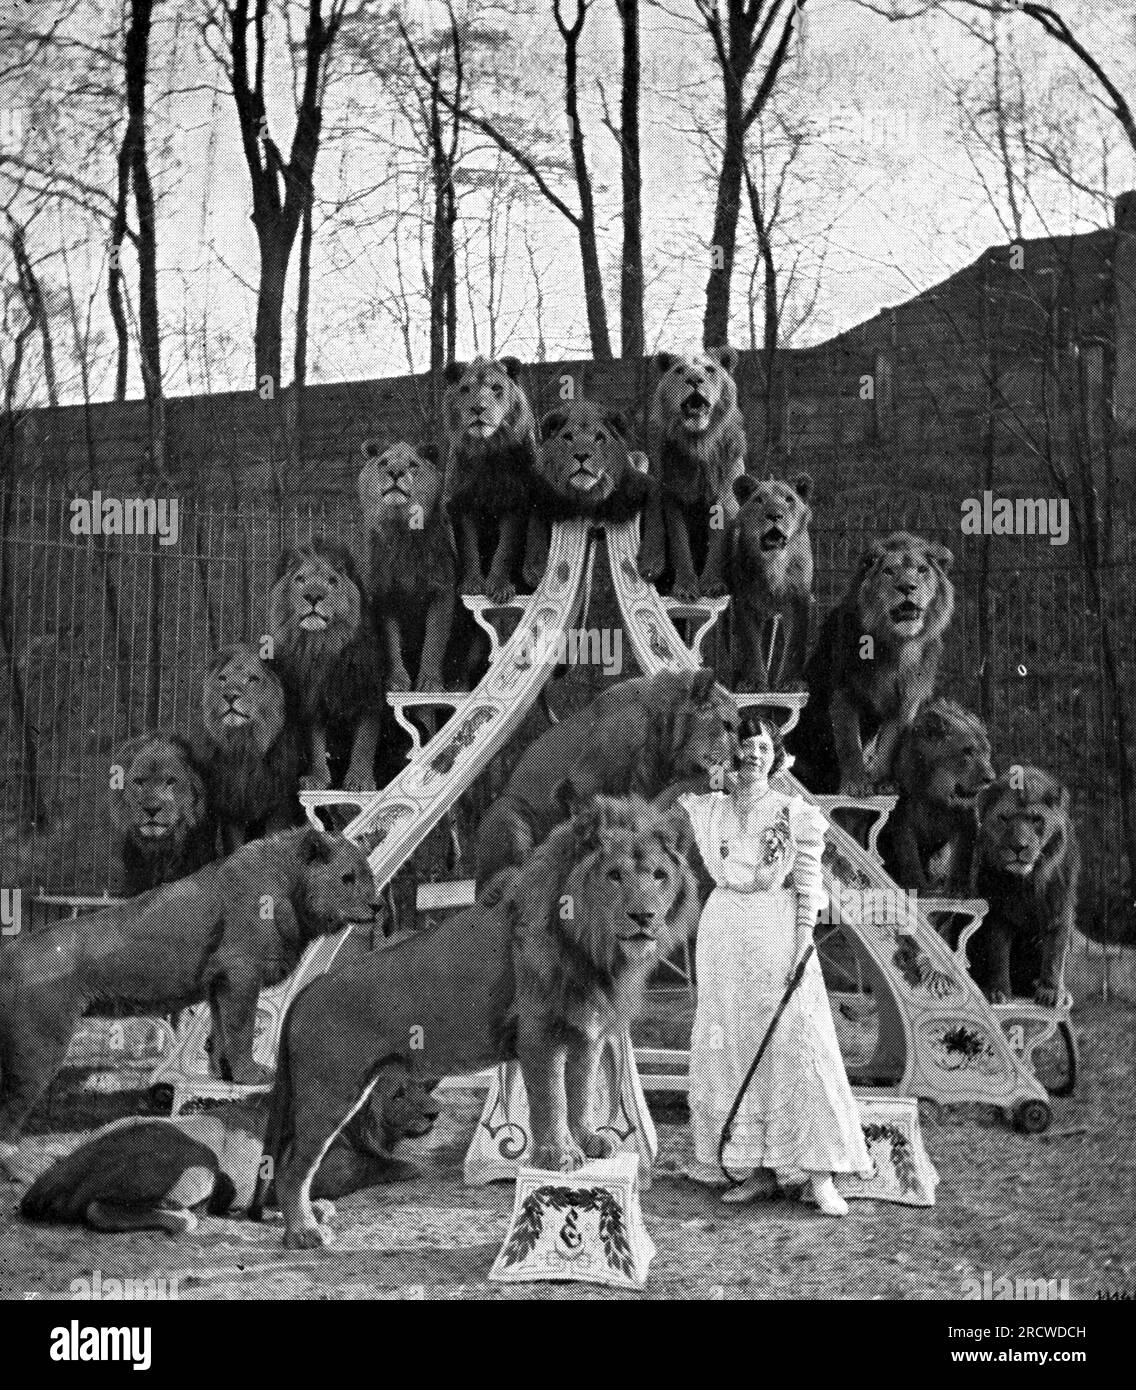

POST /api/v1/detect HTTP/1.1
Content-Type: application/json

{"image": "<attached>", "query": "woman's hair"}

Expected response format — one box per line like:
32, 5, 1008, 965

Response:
736, 709, 787, 778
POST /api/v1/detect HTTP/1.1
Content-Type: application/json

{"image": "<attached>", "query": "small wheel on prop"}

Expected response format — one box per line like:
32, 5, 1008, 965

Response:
1011, 1098, 1052, 1134
146, 1083, 175, 1114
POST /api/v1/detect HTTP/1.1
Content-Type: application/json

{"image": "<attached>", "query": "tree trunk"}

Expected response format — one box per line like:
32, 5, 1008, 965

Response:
617, 0, 643, 359
290, 186, 314, 485
704, 77, 745, 348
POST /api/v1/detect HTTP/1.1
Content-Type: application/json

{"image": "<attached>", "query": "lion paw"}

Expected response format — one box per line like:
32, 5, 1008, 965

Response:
283, 1222, 335, 1250
637, 547, 664, 581
485, 573, 516, 604
671, 574, 701, 603
460, 573, 487, 598
531, 1140, 586, 1173
700, 576, 728, 599
577, 1130, 618, 1160
230, 1061, 274, 1087
838, 777, 875, 800
989, 988, 1010, 1005
1034, 984, 1060, 1008
415, 668, 445, 694
388, 666, 412, 693
343, 768, 377, 794
311, 1199, 337, 1223
300, 771, 332, 793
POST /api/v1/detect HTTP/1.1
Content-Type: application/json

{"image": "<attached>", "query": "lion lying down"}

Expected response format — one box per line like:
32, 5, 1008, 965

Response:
250, 795, 700, 1249
0, 828, 380, 1163
19, 1067, 438, 1236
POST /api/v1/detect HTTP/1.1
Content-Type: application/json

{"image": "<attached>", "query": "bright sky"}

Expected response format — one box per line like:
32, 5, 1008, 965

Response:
1, 0, 1131, 402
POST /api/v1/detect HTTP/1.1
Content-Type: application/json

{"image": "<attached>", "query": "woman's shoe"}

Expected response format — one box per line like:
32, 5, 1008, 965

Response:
684, 1161, 730, 1187
720, 1169, 779, 1204
809, 1173, 849, 1216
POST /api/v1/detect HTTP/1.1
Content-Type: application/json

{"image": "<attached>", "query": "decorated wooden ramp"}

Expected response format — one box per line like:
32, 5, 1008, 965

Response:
602, 518, 1053, 1133
150, 512, 1053, 1143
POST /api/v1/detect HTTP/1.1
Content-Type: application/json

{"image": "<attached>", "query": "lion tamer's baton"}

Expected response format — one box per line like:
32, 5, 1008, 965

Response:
717, 941, 816, 1186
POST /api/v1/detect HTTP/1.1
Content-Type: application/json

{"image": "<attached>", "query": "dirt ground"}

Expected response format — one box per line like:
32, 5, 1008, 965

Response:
1, 997, 1133, 1301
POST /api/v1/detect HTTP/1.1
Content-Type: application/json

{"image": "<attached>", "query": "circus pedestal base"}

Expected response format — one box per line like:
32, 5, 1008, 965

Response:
489, 1152, 655, 1290
464, 1034, 657, 1187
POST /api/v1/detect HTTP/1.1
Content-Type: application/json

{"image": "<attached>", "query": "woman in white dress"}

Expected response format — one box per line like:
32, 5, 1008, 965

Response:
677, 712, 873, 1215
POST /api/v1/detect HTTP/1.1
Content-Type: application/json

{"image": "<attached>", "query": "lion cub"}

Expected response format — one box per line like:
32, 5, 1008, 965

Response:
359, 439, 457, 693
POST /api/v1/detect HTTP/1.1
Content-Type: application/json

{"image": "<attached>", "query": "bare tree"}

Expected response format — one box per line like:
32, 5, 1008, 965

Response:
693, 0, 804, 346
401, 0, 614, 360
209, 0, 346, 392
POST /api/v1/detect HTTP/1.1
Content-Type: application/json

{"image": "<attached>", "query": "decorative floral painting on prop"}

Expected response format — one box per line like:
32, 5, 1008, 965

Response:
489, 1153, 656, 1290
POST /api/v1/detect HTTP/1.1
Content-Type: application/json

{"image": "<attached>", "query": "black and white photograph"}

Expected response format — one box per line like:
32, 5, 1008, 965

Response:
0, 0, 1133, 1323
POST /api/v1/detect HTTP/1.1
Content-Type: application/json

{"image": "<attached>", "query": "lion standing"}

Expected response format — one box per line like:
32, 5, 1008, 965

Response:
251, 796, 700, 1249
789, 532, 955, 795
726, 472, 814, 691
0, 828, 381, 1155
268, 539, 386, 792
443, 356, 538, 603
637, 347, 748, 601
358, 440, 457, 693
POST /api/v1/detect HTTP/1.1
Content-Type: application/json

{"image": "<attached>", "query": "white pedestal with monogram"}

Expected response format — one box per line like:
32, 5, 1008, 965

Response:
490, 1152, 655, 1290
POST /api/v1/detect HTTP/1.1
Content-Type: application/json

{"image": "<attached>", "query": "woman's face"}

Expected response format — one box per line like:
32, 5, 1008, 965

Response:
736, 728, 775, 782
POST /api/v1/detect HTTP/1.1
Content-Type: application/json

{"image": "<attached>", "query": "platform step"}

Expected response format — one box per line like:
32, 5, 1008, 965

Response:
416, 878, 477, 913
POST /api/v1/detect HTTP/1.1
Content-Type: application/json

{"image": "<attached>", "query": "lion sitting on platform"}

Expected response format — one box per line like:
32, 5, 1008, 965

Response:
199, 643, 301, 853
249, 795, 700, 1248
0, 828, 379, 1164
789, 532, 955, 796
359, 439, 457, 693
726, 472, 814, 692
878, 699, 995, 893
443, 356, 539, 603
20, 1066, 438, 1235
268, 539, 386, 792
967, 767, 1080, 1006
109, 735, 216, 895
523, 400, 652, 584
637, 347, 747, 601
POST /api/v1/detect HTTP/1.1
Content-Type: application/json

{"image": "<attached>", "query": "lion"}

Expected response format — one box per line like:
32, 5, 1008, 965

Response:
967, 767, 1080, 1006
788, 532, 955, 796
726, 472, 814, 691
249, 795, 700, 1248
636, 347, 748, 601
474, 666, 739, 889
0, 827, 380, 1160
358, 439, 457, 694
878, 699, 995, 893
442, 356, 539, 602
199, 643, 302, 854
268, 538, 386, 793
523, 401, 653, 585
109, 735, 216, 896
19, 1066, 439, 1235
